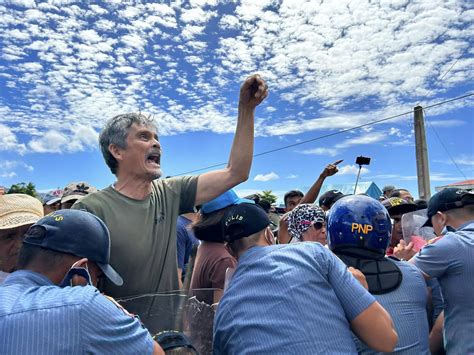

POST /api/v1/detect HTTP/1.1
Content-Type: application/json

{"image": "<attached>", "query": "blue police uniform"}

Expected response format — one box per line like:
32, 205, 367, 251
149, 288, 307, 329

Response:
0, 270, 153, 354
414, 221, 474, 354
213, 243, 376, 354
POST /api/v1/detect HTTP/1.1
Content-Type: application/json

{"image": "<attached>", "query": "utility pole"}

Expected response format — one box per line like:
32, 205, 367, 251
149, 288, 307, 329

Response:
414, 106, 431, 200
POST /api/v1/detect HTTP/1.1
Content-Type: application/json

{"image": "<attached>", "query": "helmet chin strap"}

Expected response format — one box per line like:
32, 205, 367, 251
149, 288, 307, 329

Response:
334, 247, 403, 295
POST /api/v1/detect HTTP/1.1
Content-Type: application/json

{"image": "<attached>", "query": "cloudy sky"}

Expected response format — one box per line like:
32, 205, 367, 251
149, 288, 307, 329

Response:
0, 0, 473, 203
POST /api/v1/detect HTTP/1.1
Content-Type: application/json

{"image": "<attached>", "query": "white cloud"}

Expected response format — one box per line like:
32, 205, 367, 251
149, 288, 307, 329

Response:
428, 119, 465, 128
254, 172, 280, 182
28, 125, 98, 153
0, 124, 27, 154
0, 0, 471, 160
0, 160, 33, 179
300, 147, 339, 157
434, 155, 474, 167
1, 172, 17, 179
336, 132, 386, 149
338, 164, 370, 176
28, 130, 69, 153
286, 174, 298, 179
180, 7, 216, 24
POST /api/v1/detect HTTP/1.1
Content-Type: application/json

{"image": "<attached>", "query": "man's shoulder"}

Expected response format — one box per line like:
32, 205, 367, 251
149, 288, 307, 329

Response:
72, 187, 114, 211
1, 284, 101, 315
392, 259, 425, 283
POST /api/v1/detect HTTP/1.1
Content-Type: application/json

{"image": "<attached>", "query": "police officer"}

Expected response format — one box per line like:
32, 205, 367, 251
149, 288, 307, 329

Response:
327, 195, 430, 354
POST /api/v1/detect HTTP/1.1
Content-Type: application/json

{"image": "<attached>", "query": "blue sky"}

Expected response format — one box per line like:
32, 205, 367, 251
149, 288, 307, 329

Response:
0, 0, 473, 204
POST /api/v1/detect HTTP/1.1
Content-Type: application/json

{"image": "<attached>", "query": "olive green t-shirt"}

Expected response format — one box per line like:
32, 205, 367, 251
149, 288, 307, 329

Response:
72, 176, 198, 299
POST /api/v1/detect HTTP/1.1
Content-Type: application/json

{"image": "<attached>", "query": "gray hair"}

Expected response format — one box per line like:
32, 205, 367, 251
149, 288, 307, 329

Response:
99, 113, 157, 175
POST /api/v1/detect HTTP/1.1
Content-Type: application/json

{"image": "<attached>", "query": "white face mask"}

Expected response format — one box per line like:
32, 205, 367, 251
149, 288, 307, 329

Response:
58, 260, 92, 288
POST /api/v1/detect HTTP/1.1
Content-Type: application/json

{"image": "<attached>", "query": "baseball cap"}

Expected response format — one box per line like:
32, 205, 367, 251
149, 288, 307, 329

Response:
61, 182, 97, 204
382, 185, 396, 193
23, 209, 123, 286
382, 197, 417, 216
319, 190, 345, 208
0, 194, 43, 230
427, 188, 474, 219
201, 189, 254, 214
222, 203, 270, 242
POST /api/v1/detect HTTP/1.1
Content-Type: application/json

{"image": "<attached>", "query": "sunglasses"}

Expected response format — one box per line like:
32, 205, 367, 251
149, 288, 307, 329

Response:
312, 221, 326, 230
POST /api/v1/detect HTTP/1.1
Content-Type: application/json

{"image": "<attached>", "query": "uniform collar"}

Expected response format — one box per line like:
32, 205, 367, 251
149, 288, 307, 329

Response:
3, 270, 54, 287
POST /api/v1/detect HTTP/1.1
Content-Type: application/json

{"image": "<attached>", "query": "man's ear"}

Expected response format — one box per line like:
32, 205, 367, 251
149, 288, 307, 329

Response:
108, 144, 123, 161
72, 257, 89, 269
264, 227, 275, 245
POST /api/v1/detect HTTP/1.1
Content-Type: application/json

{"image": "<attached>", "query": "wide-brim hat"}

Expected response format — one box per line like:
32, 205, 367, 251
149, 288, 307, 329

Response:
0, 194, 43, 230
382, 197, 417, 216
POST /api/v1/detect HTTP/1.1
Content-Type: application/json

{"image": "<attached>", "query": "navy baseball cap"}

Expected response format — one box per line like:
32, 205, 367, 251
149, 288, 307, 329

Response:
222, 203, 270, 242
427, 188, 474, 219
23, 209, 123, 286
319, 190, 345, 209
201, 189, 254, 214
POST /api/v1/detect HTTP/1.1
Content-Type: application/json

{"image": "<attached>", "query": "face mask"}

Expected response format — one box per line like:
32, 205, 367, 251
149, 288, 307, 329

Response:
58, 260, 92, 288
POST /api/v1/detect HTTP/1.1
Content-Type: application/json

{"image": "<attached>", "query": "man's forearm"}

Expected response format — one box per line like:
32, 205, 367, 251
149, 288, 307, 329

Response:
300, 174, 325, 205
226, 103, 255, 184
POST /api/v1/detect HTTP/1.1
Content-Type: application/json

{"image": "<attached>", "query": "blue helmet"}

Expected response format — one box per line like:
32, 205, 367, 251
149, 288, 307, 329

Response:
327, 195, 391, 254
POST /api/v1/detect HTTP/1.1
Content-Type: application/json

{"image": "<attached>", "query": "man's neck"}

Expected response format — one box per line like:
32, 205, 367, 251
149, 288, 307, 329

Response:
449, 217, 474, 231
114, 175, 153, 200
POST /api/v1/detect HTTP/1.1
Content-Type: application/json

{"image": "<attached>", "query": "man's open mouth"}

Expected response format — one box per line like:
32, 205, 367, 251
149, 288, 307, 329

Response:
146, 152, 161, 166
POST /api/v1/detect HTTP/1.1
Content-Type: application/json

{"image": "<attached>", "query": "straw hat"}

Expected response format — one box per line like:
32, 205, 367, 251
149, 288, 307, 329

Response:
0, 194, 44, 230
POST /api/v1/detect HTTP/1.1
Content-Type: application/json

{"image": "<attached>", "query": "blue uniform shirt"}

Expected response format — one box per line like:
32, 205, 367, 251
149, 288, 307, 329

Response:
0, 270, 153, 354
213, 243, 376, 355
414, 221, 474, 354
355, 260, 430, 354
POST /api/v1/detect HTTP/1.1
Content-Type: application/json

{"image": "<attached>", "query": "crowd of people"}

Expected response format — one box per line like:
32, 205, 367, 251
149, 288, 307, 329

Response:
0, 74, 472, 354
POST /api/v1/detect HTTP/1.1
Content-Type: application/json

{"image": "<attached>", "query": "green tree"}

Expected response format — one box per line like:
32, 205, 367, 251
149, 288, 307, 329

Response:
7, 182, 38, 197
258, 190, 277, 204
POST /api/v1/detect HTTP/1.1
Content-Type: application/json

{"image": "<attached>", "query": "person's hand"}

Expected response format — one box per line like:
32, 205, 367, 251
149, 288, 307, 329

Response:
278, 213, 291, 244
321, 159, 343, 178
393, 240, 416, 261
348, 267, 368, 290
239, 74, 268, 109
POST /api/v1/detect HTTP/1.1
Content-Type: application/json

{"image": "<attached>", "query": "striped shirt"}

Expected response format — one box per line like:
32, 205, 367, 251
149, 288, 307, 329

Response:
213, 243, 376, 354
355, 260, 430, 354
0, 270, 153, 354
414, 221, 474, 354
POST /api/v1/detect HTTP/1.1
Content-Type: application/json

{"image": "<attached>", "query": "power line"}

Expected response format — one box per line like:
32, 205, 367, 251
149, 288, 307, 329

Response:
423, 109, 468, 180
422, 56, 462, 101
174, 92, 474, 175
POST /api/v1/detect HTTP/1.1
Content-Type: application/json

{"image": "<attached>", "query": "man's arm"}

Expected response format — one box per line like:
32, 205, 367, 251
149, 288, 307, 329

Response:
350, 301, 398, 352
82, 289, 159, 354
429, 311, 444, 354
194, 74, 268, 206
299, 160, 343, 205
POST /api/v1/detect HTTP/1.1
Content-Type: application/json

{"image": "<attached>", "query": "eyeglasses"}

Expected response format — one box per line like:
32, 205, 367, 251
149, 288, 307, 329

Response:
312, 221, 326, 230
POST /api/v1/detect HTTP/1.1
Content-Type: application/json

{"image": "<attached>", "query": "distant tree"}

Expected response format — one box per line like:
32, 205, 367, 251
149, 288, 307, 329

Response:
7, 182, 38, 197
258, 190, 277, 205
